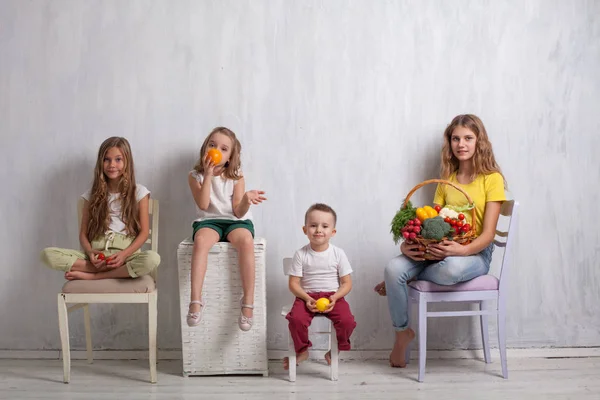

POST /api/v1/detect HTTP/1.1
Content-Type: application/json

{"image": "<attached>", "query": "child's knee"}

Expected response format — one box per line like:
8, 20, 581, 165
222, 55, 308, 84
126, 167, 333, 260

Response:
384, 256, 413, 283
286, 314, 309, 329
130, 251, 161, 277
337, 315, 357, 331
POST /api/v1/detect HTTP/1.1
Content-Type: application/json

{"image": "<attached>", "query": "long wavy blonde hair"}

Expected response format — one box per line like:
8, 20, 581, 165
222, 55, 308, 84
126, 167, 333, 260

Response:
193, 127, 242, 180
86, 137, 140, 240
440, 114, 505, 184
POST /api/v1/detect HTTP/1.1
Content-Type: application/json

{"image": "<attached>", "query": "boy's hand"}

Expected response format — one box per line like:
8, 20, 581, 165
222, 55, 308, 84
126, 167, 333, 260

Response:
244, 190, 267, 205
305, 298, 318, 313
322, 296, 337, 313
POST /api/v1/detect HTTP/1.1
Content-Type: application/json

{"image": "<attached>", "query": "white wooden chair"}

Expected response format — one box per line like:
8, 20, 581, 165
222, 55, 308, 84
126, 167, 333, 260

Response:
281, 257, 339, 382
57, 198, 159, 383
406, 200, 518, 382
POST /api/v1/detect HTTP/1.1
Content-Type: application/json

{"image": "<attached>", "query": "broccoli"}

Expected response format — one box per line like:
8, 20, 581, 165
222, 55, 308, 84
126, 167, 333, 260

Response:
421, 216, 452, 241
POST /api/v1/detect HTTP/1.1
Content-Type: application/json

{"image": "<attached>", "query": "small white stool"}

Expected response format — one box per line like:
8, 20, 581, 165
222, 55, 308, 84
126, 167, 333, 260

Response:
281, 258, 339, 382
177, 238, 268, 377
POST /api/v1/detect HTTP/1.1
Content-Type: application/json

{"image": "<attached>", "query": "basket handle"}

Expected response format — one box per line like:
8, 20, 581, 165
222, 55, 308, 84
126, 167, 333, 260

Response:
402, 179, 477, 235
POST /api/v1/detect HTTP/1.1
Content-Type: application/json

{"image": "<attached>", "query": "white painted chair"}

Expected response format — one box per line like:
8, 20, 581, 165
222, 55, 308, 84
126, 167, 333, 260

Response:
281, 257, 339, 382
407, 200, 518, 382
57, 198, 159, 383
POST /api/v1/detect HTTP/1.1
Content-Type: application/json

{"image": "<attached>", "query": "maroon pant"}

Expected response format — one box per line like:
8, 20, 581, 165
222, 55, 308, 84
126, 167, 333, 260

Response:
286, 291, 357, 354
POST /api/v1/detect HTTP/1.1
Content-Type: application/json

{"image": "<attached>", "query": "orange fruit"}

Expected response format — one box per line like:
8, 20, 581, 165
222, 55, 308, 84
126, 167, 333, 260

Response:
315, 298, 330, 312
206, 148, 222, 165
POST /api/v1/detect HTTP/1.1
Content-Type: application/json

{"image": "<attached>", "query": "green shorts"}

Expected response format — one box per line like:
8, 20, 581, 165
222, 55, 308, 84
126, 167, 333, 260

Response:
192, 219, 255, 242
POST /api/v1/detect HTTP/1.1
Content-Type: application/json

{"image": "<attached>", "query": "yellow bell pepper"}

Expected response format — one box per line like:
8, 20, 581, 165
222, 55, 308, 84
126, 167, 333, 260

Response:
416, 206, 438, 222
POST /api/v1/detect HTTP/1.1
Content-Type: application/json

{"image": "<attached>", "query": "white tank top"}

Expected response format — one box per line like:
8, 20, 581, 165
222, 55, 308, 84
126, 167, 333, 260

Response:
190, 170, 252, 223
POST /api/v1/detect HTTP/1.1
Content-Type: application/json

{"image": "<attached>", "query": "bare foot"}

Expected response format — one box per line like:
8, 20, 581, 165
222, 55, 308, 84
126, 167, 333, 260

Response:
283, 351, 309, 370
65, 271, 96, 280
389, 328, 415, 368
324, 350, 332, 365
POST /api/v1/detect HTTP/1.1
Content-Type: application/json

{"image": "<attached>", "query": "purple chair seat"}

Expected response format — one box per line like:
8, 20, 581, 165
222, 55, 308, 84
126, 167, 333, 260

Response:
409, 274, 499, 292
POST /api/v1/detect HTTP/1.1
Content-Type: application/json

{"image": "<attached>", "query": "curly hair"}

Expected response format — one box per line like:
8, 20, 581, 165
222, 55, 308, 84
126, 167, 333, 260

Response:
86, 137, 140, 240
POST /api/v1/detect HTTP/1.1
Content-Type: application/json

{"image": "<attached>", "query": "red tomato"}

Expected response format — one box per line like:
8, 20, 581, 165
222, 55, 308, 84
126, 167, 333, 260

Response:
461, 225, 469, 233
434, 205, 441, 212
455, 227, 461, 235
444, 217, 451, 223
97, 253, 106, 261
463, 224, 471, 231
458, 213, 465, 221
457, 221, 464, 227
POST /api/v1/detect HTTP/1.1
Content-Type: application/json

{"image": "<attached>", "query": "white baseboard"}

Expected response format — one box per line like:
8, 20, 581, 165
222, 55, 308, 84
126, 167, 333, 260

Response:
1, 347, 599, 361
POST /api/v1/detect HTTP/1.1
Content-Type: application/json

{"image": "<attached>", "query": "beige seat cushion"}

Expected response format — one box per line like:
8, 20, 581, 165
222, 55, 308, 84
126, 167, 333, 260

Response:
62, 275, 156, 294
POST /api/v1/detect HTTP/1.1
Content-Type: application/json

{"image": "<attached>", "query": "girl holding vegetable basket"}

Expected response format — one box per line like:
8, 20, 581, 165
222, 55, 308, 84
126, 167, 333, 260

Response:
374, 114, 507, 368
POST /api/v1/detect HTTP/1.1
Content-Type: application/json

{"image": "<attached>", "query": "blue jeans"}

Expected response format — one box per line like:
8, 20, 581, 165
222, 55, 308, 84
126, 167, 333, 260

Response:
384, 244, 494, 331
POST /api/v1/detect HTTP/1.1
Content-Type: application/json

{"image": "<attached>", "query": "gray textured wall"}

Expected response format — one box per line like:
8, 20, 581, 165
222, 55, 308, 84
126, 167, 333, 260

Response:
1, 0, 599, 352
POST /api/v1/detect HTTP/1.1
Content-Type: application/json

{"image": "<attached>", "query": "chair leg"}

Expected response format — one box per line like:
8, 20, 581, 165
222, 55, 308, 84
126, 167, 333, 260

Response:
479, 300, 491, 364
83, 304, 93, 364
498, 304, 508, 379
330, 322, 339, 381
57, 294, 70, 383
148, 292, 158, 384
288, 331, 296, 382
417, 296, 427, 383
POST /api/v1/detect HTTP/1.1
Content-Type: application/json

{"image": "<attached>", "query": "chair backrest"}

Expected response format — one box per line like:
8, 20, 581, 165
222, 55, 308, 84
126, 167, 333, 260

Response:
283, 257, 293, 276
77, 197, 160, 282
493, 200, 518, 296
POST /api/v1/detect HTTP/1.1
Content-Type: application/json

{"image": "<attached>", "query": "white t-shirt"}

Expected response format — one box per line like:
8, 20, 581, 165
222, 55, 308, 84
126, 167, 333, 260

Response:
190, 170, 252, 222
81, 184, 150, 235
289, 244, 353, 293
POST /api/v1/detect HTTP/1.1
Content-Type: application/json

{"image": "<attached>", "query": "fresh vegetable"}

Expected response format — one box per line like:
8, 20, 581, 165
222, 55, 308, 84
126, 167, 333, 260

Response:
391, 201, 417, 244
438, 207, 459, 220
434, 205, 441, 212
458, 213, 465, 221
420, 216, 453, 241
97, 253, 106, 261
416, 206, 438, 222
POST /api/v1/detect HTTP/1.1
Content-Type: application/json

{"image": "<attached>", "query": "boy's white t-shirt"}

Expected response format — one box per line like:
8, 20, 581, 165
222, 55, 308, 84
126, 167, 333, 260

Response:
190, 170, 252, 222
289, 244, 353, 293
81, 184, 150, 235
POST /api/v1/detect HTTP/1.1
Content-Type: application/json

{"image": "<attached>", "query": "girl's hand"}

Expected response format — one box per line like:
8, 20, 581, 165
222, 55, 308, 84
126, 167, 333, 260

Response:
400, 241, 426, 261
322, 296, 337, 313
374, 281, 386, 296
87, 250, 106, 269
305, 298, 318, 313
106, 251, 127, 269
427, 240, 466, 258
202, 154, 216, 178
245, 190, 267, 205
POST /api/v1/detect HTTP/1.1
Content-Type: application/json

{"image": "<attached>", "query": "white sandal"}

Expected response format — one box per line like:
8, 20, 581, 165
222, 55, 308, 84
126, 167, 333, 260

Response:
187, 299, 205, 327
239, 298, 254, 331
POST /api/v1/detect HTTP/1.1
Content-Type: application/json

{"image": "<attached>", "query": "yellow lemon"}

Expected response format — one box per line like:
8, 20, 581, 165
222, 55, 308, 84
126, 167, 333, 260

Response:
315, 298, 330, 312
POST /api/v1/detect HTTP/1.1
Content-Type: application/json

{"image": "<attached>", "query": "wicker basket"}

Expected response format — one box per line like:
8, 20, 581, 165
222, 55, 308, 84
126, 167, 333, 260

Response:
402, 179, 477, 260
177, 238, 269, 377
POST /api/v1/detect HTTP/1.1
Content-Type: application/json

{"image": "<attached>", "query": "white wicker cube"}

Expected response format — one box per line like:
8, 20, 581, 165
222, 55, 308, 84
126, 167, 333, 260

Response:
177, 237, 268, 377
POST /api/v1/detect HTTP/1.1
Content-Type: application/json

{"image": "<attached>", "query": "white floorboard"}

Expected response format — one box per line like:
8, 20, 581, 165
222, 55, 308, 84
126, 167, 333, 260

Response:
0, 357, 599, 399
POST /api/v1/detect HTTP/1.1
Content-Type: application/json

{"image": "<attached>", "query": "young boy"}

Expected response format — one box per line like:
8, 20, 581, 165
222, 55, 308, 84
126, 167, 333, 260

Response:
283, 203, 357, 370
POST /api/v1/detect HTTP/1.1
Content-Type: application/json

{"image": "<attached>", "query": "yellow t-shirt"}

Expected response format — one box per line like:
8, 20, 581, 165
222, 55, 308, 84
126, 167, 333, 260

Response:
433, 172, 506, 236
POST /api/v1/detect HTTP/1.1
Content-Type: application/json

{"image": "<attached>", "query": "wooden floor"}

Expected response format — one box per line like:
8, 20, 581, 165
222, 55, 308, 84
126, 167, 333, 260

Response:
0, 357, 599, 399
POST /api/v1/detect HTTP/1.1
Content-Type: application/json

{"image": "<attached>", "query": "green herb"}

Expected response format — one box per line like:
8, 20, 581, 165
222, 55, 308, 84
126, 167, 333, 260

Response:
390, 200, 417, 244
